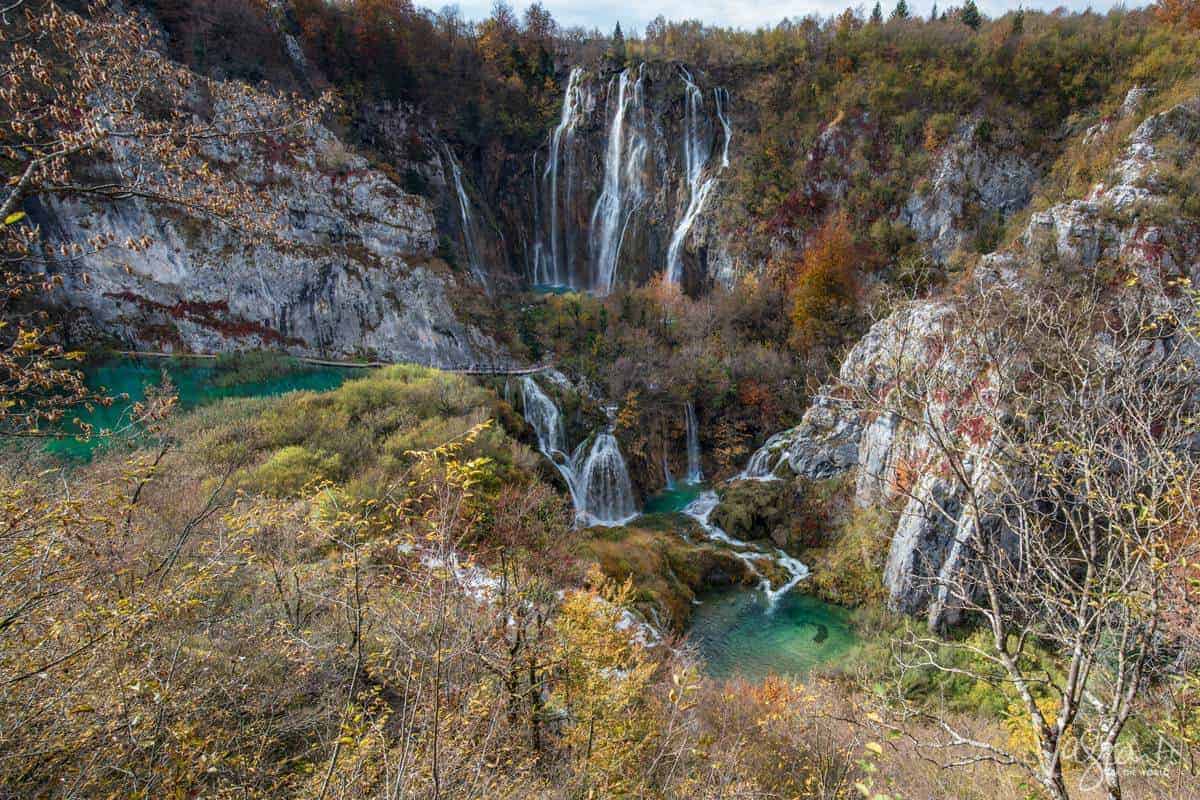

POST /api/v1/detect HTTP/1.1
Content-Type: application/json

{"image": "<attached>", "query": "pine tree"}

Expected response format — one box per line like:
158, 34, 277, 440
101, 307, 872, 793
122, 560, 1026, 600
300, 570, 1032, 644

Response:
961, 0, 982, 29
610, 22, 626, 64
870, 1, 883, 24
930, 2, 938, 21
891, 0, 910, 19
1011, 6, 1025, 35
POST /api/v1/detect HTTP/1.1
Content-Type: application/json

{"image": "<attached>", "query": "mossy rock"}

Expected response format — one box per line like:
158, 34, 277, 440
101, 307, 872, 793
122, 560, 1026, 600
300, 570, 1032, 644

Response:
712, 479, 795, 547
574, 519, 756, 630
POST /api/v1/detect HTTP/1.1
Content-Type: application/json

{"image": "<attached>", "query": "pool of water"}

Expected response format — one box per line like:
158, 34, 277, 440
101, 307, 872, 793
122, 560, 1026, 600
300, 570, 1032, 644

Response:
44, 357, 355, 460
687, 588, 858, 680
530, 284, 578, 296
642, 481, 705, 514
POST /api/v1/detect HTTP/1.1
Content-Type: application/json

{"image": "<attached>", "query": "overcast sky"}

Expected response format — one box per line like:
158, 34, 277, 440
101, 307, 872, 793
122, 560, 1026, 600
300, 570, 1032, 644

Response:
446, 0, 1140, 32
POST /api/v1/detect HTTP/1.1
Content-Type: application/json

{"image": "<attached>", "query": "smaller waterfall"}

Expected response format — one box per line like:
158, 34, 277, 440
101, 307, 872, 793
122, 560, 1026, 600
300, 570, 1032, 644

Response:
666, 69, 730, 285
589, 65, 648, 295
684, 490, 808, 609
540, 66, 589, 287
714, 87, 733, 168
685, 401, 702, 483
577, 433, 638, 526
445, 149, 487, 287
521, 376, 637, 526
739, 428, 793, 481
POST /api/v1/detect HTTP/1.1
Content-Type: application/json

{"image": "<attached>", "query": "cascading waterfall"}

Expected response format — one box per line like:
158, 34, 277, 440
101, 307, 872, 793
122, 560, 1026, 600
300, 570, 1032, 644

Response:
537, 66, 589, 287
714, 87, 733, 168
684, 490, 809, 610
739, 428, 793, 480
589, 65, 648, 295
685, 400, 703, 483
520, 376, 637, 526
576, 432, 638, 525
666, 71, 733, 285
445, 148, 487, 287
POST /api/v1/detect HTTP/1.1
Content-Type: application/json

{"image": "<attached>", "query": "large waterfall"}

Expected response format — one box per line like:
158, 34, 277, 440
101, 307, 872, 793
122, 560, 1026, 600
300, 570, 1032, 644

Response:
666, 70, 733, 285
533, 64, 733, 292
520, 376, 637, 526
536, 67, 590, 287
445, 149, 487, 287
685, 400, 703, 483
589, 65, 648, 295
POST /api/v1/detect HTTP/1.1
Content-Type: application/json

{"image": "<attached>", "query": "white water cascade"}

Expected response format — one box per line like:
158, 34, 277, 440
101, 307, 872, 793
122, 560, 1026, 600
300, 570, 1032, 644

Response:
521, 376, 637, 526
685, 400, 702, 483
445, 149, 487, 287
589, 65, 648, 295
666, 71, 733, 285
576, 433, 638, 525
739, 428, 795, 481
536, 67, 590, 287
683, 490, 809, 610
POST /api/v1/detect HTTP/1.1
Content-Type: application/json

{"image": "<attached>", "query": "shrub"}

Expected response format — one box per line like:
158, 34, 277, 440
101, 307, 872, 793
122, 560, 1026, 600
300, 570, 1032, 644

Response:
246, 445, 343, 496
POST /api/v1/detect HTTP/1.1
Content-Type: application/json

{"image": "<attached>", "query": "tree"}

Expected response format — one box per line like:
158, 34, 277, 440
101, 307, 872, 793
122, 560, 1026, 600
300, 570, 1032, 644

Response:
0, 0, 325, 441
891, 0, 910, 20
870, 1, 884, 24
856, 283, 1200, 800
1011, 5, 1025, 35
610, 21, 627, 64
961, 0, 982, 29
1155, 0, 1200, 29
930, 2, 939, 21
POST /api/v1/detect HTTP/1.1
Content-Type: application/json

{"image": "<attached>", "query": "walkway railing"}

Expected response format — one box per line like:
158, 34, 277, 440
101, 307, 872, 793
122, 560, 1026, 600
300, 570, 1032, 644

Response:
115, 350, 551, 376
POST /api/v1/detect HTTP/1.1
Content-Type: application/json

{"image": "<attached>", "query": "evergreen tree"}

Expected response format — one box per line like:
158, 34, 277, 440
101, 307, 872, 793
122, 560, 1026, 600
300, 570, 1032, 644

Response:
870, 1, 883, 24
961, 0, 982, 29
930, 2, 938, 21
1011, 5, 1025, 35
610, 21, 626, 63
891, 0, 910, 19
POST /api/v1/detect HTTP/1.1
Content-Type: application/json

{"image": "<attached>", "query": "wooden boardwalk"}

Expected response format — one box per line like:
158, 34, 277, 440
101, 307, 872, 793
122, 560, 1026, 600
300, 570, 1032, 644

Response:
115, 350, 551, 376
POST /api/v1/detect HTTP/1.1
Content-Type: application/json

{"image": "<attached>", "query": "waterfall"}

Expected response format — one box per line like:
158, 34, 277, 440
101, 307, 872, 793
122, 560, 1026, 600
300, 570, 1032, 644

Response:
666, 71, 733, 285
520, 376, 637, 526
589, 65, 648, 295
576, 433, 638, 525
714, 87, 733, 168
685, 400, 702, 483
684, 490, 808, 610
739, 428, 793, 481
445, 149, 487, 287
538, 66, 589, 287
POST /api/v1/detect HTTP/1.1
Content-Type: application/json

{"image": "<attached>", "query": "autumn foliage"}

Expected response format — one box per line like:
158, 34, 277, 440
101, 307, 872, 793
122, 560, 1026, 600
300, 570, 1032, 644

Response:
789, 215, 859, 353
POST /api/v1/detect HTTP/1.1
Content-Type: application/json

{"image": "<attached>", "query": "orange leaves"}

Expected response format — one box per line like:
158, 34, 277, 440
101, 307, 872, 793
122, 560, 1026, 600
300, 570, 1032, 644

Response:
789, 213, 860, 351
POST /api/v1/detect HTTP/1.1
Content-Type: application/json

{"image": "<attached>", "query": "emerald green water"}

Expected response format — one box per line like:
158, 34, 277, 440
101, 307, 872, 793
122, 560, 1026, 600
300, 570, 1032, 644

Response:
687, 589, 858, 679
43, 357, 354, 460
642, 481, 704, 514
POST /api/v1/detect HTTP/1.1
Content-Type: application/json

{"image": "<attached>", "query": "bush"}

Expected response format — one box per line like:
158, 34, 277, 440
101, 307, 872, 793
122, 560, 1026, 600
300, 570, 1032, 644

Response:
246, 445, 343, 496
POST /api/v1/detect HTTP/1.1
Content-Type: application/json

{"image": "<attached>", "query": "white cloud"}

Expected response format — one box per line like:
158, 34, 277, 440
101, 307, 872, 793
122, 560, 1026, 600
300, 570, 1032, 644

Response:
445, 0, 1141, 33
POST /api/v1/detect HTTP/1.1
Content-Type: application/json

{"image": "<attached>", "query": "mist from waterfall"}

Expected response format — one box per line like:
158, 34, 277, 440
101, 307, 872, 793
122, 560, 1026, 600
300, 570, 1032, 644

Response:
445, 149, 487, 287
536, 67, 589, 287
666, 69, 732, 285
520, 376, 637, 526
685, 400, 703, 483
589, 65, 648, 295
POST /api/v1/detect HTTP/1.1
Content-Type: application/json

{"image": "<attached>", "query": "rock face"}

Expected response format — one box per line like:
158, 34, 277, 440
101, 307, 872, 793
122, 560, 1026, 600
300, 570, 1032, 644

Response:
759, 94, 1200, 629
901, 120, 1037, 263
30, 76, 503, 367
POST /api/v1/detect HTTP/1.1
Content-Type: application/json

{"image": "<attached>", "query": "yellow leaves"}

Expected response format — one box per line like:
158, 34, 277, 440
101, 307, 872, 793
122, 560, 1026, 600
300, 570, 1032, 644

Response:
3, 211, 26, 226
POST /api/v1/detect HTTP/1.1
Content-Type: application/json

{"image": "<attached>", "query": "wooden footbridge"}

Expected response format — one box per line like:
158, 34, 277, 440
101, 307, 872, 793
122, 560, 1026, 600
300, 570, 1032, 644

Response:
116, 350, 552, 376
